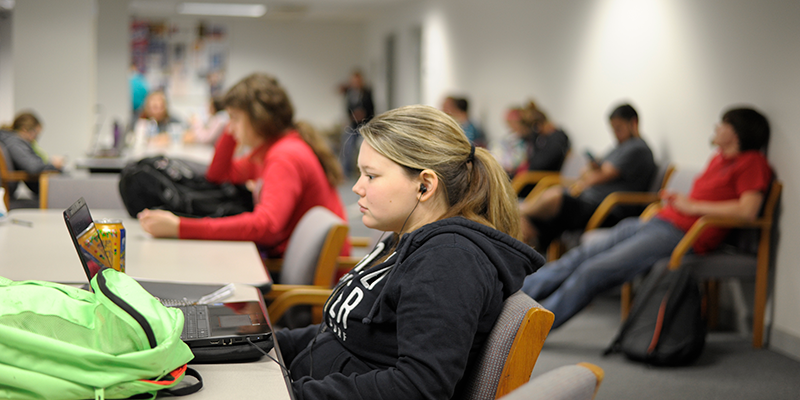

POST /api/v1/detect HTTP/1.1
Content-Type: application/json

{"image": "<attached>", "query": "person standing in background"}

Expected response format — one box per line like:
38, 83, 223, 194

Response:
129, 65, 149, 118
339, 69, 375, 178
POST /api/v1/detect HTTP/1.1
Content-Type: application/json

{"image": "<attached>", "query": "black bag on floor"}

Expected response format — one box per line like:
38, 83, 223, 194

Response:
118, 155, 254, 218
604, 263, 706, 366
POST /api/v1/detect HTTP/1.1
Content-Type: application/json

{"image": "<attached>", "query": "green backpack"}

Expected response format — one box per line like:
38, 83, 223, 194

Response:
0, 268, 200, 399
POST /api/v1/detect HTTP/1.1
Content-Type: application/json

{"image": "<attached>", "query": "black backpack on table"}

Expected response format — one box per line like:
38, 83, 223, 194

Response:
118, 156, 254, 218
604, 262, 706, 366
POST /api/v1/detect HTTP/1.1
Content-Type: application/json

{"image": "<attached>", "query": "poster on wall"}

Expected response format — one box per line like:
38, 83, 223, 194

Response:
129, 18, 228, 124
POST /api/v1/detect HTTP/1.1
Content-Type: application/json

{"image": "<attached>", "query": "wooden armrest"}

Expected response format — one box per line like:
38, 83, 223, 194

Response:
523, 175, 571, 203
640, 202, 663, 221
511, 170, 560, 193
264, 283, 326, 300
337, 256, 360, 272
266, 287, 333, 323
669, 215, 768, 269
585, 192, 660, 231
350, 236, 371, 248
4, 171, 33, 181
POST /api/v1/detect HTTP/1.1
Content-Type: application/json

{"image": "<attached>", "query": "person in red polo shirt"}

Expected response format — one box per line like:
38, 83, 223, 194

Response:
138, 73, 349, 259
522, 106, 773, 329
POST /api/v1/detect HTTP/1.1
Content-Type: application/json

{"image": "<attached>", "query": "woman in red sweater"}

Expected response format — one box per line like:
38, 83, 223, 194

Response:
138, 73, 348, 258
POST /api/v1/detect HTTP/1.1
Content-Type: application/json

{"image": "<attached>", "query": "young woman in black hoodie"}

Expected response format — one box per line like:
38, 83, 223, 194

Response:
275, 105, 545, 399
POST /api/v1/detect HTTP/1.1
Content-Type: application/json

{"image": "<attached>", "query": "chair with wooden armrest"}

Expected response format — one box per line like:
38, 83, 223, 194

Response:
0, 142, 57, 210
336, 230, 388, 276
583, 164, 674, 232
263, 206, 349, 327
501, 362, 604, 400
460, 291, 555, 400
653, 180, 782, 349
546, 163, 675, 261
518, 150, 587, 202
511, 170, 560, 197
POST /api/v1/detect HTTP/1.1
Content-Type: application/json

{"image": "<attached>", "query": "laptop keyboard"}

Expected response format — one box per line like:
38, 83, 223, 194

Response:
177, 305, 211, 339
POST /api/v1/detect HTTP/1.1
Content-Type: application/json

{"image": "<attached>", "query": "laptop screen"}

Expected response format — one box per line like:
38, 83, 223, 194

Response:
64, 197, 113, 281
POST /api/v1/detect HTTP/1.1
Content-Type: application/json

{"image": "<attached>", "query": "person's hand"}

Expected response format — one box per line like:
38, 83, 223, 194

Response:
50, 155, 66, 170
138, 209, 180, 238
149, 133, 171, 148
661, 190, 695, 215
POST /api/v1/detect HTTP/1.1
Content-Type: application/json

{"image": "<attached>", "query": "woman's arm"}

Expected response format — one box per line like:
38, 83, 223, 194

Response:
662, 190, 764, 221
179, 146, 305, 247
205, 130, 256, 184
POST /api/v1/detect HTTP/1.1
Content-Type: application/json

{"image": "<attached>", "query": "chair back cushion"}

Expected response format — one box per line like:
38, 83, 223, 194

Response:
560, 151, 587, 179
648, 163, 671, 192
502, 364, 598, 400
460, 291, 541, 400
280, 206, 345, 285
663, 166, 700, 194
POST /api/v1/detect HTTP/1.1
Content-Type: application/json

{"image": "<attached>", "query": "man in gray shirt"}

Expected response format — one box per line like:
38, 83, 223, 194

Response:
520, 104, 656, 250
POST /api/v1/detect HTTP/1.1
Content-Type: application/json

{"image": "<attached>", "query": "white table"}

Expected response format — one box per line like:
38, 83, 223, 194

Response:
0, 209, 269, 286
74, 142, 216, 173
0, 209, 292, 400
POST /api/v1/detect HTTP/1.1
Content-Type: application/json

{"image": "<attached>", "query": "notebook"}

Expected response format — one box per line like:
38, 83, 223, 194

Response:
63, 197, 272, 349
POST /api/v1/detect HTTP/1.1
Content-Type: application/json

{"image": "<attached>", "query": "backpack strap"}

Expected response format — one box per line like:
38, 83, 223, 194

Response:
136, 365, 203, 397
164, 367, 204, 396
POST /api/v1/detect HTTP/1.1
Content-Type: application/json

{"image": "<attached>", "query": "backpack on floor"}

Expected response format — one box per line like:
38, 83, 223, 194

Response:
0, 268, 201, 399
604, 264, 706, 366
118, 155, 254, 218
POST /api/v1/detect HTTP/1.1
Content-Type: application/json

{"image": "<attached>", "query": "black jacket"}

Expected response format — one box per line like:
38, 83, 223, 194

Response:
276, 217, 545, 400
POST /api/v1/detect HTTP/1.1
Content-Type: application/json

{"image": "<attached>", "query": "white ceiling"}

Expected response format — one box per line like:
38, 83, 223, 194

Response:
128, 0, 416, 22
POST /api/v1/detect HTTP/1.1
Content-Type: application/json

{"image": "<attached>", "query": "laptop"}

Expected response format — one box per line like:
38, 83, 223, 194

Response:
63, 197, 272, 349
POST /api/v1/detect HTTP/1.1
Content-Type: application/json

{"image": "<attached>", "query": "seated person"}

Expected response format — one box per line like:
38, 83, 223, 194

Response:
0, 111, 63, 196
520, 103, 656, 249
442, 95, 487, 147
132, 90, 183, 147
183, 96, 229, 145
521, 107, 773, 329
275, 105, 545, 398
491, 106, 530, 177
137, 73, 349, 259
515, 101, 571, 177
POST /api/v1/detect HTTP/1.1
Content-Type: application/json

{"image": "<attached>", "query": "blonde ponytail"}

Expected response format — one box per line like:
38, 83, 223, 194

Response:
359, 105, 521, 239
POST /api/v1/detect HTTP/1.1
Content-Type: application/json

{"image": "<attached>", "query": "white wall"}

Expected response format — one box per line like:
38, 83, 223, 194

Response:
12, 0, 96, 161
366, 0, 800, 358
0, 11, 13, 123
96, 0, 131, 150
223, 18, 366, 132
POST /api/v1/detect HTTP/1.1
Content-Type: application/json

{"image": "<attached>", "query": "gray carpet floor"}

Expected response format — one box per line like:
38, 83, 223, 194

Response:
531, 294, 800, 399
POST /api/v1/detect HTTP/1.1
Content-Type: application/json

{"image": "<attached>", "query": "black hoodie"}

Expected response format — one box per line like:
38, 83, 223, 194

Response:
276, 217, 545, 400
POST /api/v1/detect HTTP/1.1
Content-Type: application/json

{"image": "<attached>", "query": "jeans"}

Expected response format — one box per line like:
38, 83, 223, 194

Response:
522, 217, 686, 329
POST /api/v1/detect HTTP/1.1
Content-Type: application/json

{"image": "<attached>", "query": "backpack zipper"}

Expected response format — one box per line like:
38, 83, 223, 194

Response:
96, 270, 158, 349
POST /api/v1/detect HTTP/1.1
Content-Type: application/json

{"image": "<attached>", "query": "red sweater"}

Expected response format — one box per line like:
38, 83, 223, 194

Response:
657, 150, 772, 254
180, 130, 349, 258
